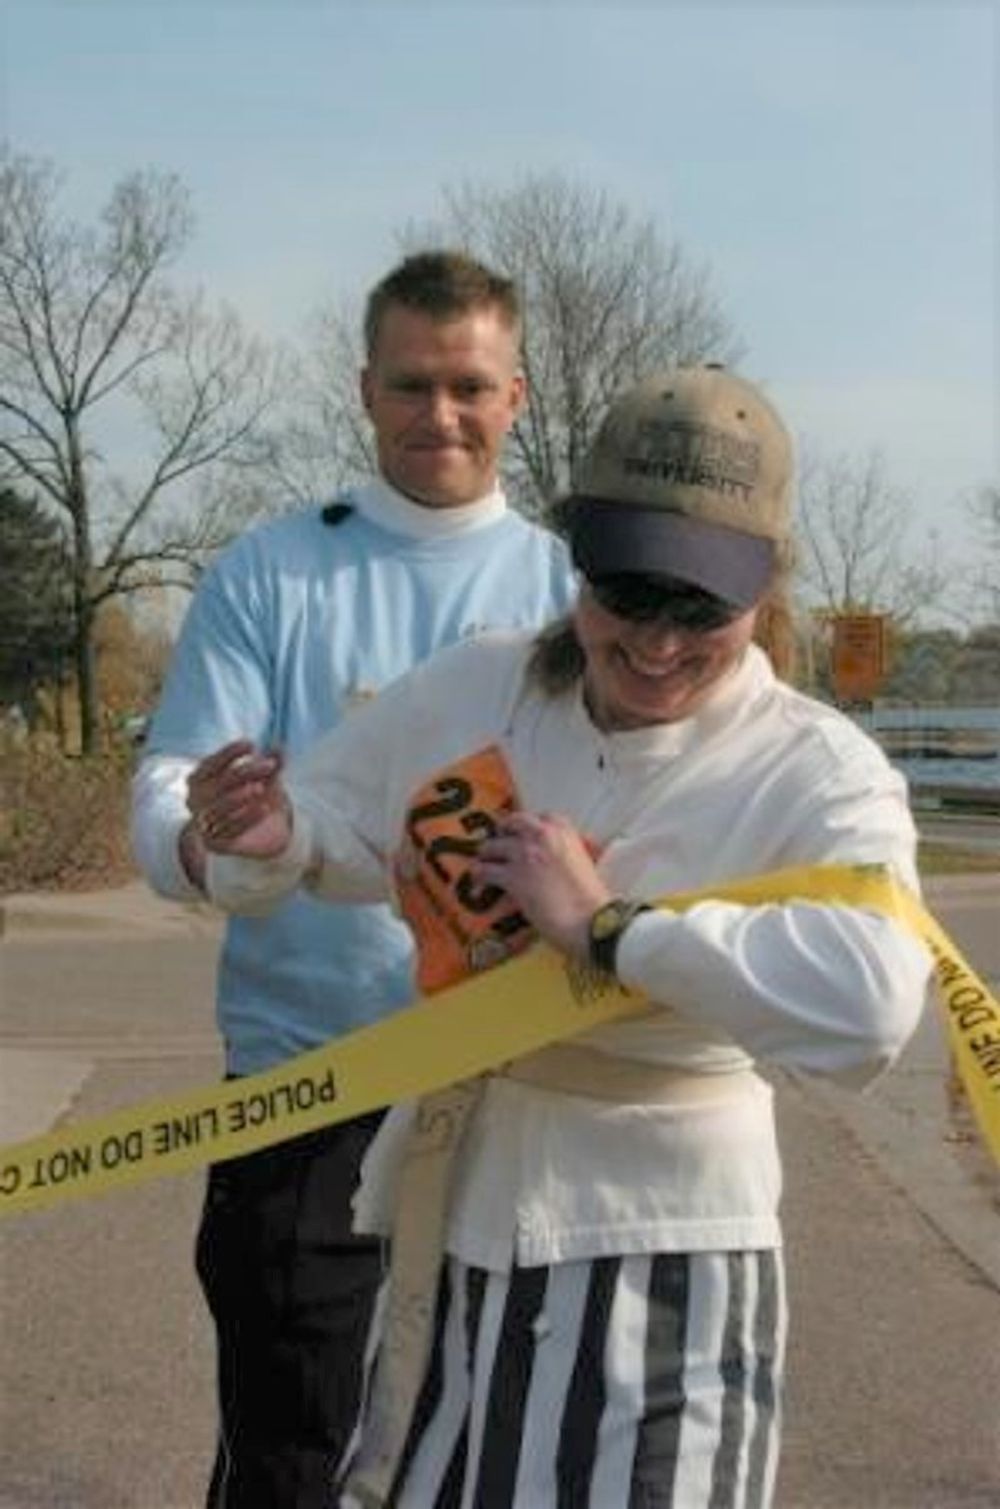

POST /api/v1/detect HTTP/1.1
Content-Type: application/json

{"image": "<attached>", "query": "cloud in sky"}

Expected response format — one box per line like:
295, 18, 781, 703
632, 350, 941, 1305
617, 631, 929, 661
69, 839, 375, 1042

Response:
1, 1, 995, 549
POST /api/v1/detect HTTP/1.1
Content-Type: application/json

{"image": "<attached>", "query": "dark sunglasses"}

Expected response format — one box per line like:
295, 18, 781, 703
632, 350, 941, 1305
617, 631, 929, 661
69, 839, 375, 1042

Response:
587, 574, 741, 632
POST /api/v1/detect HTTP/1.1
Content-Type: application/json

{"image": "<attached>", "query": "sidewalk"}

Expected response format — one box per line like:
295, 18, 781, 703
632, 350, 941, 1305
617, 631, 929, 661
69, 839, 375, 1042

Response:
1, 884, 223, 1145
1, 879, 222, 939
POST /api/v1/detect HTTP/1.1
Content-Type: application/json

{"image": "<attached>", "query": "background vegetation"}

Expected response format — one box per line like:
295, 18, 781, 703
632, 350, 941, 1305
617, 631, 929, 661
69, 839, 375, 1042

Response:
2, 151, 996, 892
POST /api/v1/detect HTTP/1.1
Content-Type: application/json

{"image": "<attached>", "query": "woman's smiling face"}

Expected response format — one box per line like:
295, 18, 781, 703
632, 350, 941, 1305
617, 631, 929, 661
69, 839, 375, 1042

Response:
573, 580, 759, 730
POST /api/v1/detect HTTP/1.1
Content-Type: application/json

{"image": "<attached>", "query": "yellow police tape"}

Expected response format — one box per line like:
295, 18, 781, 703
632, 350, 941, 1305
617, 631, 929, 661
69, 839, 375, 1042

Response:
1, 863, 997, 1216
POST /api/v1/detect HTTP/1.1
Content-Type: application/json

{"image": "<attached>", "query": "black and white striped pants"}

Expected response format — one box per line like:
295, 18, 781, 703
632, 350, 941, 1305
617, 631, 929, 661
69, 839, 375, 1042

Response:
340, 1247, 786, 1508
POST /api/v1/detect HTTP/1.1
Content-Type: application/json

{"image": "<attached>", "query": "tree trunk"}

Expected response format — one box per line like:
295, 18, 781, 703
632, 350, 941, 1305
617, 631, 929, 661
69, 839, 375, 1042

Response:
54, 658, 67, 751
74, 589, 99, 755
66, 437, 100, 755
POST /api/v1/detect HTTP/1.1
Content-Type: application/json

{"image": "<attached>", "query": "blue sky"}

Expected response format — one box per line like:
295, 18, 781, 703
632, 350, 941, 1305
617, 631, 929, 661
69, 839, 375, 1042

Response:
1, 1, 996, 552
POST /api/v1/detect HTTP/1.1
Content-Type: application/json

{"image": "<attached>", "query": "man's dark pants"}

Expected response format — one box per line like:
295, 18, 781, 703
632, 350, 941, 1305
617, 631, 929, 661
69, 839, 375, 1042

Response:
196, 1110, 385, 1508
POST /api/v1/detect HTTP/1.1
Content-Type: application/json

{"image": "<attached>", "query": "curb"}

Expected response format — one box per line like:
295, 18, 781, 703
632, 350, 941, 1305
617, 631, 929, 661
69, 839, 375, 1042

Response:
922, 872, 1000, 897
0, 889, 221, 939
811, 1075, 1000, 1293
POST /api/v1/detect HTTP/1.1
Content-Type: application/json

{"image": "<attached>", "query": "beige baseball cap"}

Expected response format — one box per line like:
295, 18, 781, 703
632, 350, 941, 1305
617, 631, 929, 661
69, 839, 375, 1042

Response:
564, 365, 794, 608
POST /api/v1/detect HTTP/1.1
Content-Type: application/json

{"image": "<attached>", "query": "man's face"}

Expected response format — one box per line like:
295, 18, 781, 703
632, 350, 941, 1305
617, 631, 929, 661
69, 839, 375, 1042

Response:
360, 305, 525, 508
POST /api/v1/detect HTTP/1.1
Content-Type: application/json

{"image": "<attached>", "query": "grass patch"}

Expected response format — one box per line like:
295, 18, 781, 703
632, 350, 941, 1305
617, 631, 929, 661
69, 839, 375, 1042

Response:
918, 841, 1000, 876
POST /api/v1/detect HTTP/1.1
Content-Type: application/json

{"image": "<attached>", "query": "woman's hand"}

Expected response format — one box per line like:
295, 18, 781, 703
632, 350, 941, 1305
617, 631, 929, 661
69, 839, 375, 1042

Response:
472, 811, 611, 960
185, 740, 293, 860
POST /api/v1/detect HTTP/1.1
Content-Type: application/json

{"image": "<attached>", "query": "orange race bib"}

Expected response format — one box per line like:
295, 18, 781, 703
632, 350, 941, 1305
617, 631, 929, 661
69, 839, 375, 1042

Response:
394, 746, 536, 994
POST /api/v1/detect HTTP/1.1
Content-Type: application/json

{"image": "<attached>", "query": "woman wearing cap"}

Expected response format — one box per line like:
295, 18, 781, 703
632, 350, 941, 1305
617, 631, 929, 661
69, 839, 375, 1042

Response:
201, 368, 931, 1509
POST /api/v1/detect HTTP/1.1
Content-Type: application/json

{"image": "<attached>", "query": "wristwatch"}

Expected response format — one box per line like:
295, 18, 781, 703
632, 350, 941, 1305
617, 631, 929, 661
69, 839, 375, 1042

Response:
587, 898, 653, 979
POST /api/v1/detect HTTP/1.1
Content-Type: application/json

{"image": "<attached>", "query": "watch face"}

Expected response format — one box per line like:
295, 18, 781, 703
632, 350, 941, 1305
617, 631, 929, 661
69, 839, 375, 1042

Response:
591, 903, 625, 941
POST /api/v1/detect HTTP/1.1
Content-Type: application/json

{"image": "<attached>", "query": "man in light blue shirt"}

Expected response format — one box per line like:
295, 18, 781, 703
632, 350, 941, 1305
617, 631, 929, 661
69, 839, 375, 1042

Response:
132, 251, 574, 1508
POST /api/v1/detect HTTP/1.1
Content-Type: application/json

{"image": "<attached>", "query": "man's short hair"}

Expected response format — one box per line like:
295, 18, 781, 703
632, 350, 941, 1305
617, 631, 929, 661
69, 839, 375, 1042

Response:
364, 250, 521, 358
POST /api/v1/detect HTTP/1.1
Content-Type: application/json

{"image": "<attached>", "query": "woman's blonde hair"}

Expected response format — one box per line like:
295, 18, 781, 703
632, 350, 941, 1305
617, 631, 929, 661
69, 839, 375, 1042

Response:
753, 578, 797, 681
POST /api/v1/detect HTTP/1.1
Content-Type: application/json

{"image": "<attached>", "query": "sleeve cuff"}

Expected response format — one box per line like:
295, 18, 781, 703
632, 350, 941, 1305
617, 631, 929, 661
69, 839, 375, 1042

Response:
131, 755, 206, 901
204, 806, 316, 912
614, 907, 680, 996
162, 823, 210, 901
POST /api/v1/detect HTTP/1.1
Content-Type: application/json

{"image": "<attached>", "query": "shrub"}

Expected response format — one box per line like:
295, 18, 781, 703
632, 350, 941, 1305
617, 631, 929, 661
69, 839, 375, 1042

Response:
0, 732, 136, 892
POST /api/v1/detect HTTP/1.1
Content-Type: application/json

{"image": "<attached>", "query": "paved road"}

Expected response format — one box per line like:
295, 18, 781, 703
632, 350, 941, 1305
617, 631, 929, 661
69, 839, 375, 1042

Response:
1, 881, 997, 1508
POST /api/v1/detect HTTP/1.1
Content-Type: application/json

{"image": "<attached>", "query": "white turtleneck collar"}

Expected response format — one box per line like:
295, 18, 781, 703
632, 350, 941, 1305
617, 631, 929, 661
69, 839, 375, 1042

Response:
575, 643, 772, 764
350, 475, 508, 540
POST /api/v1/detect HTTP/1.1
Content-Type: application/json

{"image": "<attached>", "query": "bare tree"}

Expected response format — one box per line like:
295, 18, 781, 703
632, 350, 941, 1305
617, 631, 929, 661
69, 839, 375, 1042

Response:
254, 299, 375, 510
406, 174, 743, 512
796, 447, 949, 628
294, 173, 741, 519
0, 146, 282, 751
966, 482, 1000, 622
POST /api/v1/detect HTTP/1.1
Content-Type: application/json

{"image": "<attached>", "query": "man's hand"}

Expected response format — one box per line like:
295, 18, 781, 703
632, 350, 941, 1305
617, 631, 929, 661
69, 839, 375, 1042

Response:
185, 740, 293, 861
472, 812, 611, 960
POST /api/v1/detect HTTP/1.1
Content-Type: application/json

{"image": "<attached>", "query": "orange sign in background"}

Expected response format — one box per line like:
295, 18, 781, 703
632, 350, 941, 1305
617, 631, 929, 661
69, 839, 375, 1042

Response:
831, 614, 887, 701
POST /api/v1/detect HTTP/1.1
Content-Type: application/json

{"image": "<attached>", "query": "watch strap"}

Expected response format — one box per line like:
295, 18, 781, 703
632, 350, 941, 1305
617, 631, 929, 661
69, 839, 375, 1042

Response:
588, 898, 654, 978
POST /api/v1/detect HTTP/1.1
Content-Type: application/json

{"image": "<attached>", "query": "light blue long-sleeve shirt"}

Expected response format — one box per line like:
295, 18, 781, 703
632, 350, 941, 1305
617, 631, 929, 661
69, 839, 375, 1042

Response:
133, 479, 575, 1073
